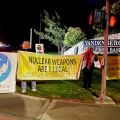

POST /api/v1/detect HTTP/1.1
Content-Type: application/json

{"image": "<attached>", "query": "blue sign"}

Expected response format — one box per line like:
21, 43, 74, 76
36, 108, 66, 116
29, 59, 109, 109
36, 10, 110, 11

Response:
0, 53, 11, 82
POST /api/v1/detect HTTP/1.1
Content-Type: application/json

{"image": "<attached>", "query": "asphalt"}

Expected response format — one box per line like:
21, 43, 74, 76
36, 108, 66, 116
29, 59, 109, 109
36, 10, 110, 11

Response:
0, 93, 120, 120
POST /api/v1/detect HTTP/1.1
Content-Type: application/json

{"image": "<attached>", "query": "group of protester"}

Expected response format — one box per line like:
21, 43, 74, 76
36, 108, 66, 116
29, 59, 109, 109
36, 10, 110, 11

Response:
20, 40, 99, 93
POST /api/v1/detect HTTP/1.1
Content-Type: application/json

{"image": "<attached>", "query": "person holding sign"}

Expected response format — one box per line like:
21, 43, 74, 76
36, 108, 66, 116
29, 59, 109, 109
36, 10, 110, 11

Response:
82, 47, 98, 89
20, 40, 37, 93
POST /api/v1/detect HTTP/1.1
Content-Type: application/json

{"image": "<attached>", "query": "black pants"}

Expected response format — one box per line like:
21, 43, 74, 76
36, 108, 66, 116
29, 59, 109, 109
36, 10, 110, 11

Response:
83, 68, 93, 89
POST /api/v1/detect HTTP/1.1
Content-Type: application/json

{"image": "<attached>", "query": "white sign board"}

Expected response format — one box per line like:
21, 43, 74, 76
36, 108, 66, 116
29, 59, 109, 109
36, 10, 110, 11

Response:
35, 44, 44, 53
0, 52, 17, 93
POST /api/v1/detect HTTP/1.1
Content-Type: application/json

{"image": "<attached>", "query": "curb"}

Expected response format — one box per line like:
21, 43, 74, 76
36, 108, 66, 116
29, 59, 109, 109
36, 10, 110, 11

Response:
93, 96, 116, 105
13, 92, 48, 101
14, 93, 116, 105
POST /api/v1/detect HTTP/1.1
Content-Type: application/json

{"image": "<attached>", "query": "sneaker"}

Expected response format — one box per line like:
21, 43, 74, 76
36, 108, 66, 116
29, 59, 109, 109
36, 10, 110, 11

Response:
22, 90, 26, 93
32, 88, 37, 92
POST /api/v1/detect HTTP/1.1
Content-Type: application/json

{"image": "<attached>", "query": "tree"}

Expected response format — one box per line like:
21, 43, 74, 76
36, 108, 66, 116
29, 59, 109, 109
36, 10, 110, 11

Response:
34, 11, 66, 55
101, 0, 120, 15
94, 27, 104, 38
64, 27, 86, 48
93, 1, 120, 36
111, 0, 120, 15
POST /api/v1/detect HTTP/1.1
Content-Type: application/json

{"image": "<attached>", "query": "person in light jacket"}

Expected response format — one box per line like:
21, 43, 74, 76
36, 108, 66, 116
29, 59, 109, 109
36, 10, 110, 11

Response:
20, 40, 37, 93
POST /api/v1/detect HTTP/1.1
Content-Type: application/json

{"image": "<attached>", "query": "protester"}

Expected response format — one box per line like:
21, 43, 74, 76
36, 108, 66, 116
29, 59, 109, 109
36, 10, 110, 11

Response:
82, 47, 98, 89
20, 40, 37, 93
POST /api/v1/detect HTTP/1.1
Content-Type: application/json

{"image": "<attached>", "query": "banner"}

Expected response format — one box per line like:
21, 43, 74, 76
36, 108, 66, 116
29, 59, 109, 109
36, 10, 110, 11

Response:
107, 56, 120, 80
0, 52, 17, 93
17, 51, 83, 80
84, 39, 120, 54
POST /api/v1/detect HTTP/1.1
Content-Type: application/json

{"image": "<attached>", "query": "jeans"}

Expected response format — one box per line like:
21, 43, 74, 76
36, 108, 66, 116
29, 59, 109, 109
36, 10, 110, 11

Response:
21, 81, 36, 93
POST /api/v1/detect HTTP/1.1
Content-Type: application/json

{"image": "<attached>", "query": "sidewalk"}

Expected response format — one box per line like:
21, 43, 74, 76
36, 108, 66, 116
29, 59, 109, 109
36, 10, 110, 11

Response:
0, 93, 51, 120
0, 93, 119, 120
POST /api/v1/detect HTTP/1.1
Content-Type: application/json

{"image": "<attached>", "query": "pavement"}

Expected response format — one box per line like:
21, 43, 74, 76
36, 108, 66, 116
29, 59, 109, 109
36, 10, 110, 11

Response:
0, 93, 120, 120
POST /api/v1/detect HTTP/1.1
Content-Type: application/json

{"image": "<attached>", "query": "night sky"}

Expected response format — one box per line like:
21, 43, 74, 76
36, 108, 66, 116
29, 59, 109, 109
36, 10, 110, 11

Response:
0, 0, 111, 51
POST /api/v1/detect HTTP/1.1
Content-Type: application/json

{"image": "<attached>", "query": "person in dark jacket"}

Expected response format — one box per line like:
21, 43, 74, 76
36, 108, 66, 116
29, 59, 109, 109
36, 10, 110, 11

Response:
82, 47, 98, 89
20, 40, 37, 93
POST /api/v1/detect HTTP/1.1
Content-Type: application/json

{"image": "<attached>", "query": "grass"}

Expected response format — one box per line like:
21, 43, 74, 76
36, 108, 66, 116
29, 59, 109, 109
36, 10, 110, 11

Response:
16, 68, 120, 104
106, 80, 120, 104
16, 52, 120, 104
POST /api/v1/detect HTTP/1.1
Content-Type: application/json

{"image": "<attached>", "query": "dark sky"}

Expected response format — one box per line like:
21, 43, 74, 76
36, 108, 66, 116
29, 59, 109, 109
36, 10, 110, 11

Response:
0, 0, 111, 51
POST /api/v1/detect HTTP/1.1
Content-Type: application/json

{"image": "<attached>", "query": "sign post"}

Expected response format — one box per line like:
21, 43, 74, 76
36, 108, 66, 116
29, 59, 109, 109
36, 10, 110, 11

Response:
99, 0, 109, 101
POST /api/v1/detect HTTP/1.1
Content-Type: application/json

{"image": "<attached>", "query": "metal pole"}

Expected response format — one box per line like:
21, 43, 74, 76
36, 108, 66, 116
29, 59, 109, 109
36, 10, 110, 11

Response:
39, 10, 42, 43
30, 28, 32, 49
100, 0, 109, 101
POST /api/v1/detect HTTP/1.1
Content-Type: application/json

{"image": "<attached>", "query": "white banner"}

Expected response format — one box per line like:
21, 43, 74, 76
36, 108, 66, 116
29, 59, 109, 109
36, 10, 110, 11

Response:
84, 39, 120, 54
64, 33, 120, 55
0, 52, 17, 93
